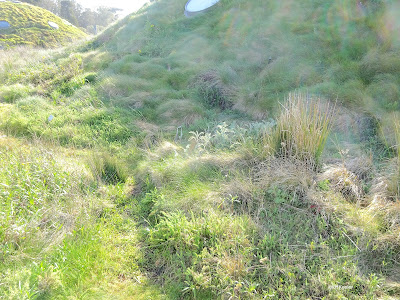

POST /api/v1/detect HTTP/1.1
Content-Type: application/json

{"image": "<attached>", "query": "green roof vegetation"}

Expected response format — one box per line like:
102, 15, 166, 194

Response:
0, 0, 399, 298
0, 1, 86, 48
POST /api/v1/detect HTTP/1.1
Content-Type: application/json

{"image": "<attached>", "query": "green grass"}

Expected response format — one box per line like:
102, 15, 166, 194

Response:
0, 137, 163, 299
0, 2, 86, 48
0, 0, 400, 298
134, 140, 394, 299
77, 0, 400, 127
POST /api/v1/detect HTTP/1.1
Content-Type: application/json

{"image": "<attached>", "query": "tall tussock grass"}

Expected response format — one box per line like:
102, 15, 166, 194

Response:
375, 118, 400, 202
89, 153, 128, 184
394, 120, 400, 199
267, 93, 333, 169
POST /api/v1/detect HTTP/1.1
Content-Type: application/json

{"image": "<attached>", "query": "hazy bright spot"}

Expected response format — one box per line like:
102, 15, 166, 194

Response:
186, 0, 220, 12
76, 0, 149, 16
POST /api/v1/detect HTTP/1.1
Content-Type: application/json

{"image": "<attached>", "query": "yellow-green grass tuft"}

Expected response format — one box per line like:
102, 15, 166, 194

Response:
267, 93, 333, 169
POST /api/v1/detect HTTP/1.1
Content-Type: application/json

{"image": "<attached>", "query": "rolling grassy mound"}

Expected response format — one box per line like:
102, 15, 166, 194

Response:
0, 0, 399, 299
0, 1, 86, 48
86, 0, 400, 126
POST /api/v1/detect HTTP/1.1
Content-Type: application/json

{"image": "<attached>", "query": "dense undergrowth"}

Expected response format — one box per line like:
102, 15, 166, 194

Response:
0, 0, 400, 299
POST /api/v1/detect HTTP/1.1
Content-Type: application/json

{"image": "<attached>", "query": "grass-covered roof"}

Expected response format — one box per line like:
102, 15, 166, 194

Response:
0, 1, 86, 48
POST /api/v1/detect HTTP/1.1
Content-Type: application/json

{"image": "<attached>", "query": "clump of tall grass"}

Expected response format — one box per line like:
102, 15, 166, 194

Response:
370, 117, 400, 202
394, 120, 400, 199
89, 153, 128, 184
267, 93, 333, 169
194, 70, 233, 110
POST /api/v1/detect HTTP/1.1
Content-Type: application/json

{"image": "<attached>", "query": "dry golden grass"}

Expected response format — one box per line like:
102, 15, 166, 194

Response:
320, 165, 363, 202
255, 157, 314, 194
266, 93, 334, 170
370, 117, 400, 203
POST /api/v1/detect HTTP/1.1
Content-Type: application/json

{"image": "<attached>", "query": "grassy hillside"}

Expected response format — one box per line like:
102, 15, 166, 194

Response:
0, 0, 399, 299
88, 0, 400, 120
0, 1, 86, 48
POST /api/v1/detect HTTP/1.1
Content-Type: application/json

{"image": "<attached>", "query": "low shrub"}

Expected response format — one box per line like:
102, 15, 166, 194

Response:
195, 70, 233, 110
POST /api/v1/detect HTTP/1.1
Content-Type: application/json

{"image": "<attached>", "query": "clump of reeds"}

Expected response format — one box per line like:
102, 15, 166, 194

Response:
267, 92, 333, 170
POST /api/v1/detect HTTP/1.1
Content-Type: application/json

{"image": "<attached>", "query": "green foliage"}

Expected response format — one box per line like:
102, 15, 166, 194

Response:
5, 53, 83, 93
0, 84, 35, 103
0, 2, 86, 48
89, 152, 128, 184
188, 121, 274, 154
318, 179, 331, 191
0, 141, 98, 297
0, 96, 134, 148
143, 211, 255, 298
0, 0, 400, 298
195, 70, 233, 110
84, 72, 98, 84
366, 74, 400, 111
359, 50, 400, 84
0, 146, 70, 262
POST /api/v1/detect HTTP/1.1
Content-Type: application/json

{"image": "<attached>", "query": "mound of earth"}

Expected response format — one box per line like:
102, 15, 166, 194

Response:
0, 1, 86, 48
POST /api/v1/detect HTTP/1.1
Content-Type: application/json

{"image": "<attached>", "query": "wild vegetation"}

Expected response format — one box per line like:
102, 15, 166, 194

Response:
0, 1, 86, 48
0, 0, 399, 299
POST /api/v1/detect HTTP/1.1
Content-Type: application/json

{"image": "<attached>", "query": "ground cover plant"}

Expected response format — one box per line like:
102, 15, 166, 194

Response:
0, 1, 86, 48
0, 0, 400, 299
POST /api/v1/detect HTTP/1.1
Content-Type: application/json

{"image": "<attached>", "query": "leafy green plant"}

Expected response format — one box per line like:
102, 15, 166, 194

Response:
318, 179, 330, 191
187, 121, 274, 154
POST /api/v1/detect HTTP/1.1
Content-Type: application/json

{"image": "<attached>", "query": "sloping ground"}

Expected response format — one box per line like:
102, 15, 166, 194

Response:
0, 1, 86, 48
0, 0, 399, 299
86, 0, 400, 129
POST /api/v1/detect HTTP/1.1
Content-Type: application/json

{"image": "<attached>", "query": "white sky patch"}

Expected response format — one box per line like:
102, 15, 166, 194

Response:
76, 0, 149, 16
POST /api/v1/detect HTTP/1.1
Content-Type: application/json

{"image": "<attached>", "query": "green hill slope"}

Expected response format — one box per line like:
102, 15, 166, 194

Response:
86, 0, 399, 125
0, 1, 86, 48
0, 0, 399, 299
